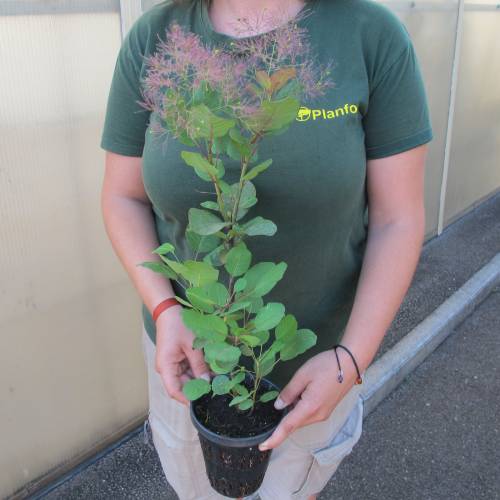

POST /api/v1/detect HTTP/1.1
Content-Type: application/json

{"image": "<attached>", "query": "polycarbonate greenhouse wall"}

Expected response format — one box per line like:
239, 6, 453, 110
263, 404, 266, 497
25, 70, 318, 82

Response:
0, 0, 499, 497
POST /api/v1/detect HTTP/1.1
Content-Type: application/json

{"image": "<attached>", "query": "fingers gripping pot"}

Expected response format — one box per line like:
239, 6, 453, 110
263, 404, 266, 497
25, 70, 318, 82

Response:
190, 374, 291, 498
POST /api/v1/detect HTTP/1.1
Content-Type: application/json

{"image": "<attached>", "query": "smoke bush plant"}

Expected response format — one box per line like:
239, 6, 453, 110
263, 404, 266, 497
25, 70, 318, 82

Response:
138, 12, 334, 413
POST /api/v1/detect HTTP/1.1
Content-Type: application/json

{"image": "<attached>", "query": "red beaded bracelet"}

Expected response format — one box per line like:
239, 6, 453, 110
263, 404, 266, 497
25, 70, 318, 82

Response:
152, 297, 181, 323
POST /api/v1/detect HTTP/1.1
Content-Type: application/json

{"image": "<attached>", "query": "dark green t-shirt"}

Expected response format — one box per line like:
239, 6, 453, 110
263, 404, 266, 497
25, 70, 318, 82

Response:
100, 0, 433, 389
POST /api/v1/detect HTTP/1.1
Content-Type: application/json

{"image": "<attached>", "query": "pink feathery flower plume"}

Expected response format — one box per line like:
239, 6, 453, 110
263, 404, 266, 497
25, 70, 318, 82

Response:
137, 8, 334, 141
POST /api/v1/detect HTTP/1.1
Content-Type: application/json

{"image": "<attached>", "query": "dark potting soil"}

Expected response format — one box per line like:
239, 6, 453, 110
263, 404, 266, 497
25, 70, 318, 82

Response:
193, 378, 285, 438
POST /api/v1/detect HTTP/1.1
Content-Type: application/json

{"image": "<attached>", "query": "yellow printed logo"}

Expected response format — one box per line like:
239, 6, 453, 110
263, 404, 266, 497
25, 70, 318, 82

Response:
296, 104, 359, 122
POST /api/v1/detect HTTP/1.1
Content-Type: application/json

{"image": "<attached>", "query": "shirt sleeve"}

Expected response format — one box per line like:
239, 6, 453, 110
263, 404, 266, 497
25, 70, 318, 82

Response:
100, 20, 150, 157
363, 31, 434, 160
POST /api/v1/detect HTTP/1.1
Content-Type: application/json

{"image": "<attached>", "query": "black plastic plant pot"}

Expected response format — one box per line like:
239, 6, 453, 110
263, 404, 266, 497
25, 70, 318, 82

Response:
189, 374, 290, 498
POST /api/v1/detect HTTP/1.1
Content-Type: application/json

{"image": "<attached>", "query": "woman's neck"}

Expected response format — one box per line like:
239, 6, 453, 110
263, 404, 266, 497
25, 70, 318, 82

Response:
207, 0, 307, 38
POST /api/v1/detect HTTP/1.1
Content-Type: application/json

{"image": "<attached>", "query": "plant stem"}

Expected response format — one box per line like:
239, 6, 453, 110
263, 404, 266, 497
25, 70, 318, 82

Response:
267, 40, 277, 77
206, 128, 227, 219
229, 133, 262, 225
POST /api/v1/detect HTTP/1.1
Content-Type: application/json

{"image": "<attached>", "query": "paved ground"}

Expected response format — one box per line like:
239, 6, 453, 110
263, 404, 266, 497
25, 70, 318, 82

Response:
37, 194, 500, 500
378, 192, 500, 358
319, 285, 500, 500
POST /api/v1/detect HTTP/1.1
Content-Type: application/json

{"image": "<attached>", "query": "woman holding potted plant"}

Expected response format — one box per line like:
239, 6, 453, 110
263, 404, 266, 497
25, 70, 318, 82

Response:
100, 0, 433, 498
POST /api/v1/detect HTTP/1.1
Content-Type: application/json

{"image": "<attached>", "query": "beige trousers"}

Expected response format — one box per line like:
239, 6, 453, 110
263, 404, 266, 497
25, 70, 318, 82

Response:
141, 323, 364, 500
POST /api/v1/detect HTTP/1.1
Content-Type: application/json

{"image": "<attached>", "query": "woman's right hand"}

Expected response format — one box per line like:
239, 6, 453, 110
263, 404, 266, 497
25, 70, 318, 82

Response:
154, 304, 212, 406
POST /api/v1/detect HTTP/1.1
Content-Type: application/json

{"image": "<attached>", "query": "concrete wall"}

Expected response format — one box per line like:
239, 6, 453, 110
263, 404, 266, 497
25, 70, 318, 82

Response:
0, 5, 147, 498
445, 6, 500, 223
1, 0, 499, 497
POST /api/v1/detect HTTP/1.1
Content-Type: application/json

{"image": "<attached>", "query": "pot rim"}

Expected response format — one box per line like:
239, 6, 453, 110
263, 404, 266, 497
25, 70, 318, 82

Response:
189, 375, 289, 448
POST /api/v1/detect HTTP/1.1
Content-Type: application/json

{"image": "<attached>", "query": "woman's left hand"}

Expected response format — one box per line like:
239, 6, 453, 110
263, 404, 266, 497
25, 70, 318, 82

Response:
258, 348, 359, 451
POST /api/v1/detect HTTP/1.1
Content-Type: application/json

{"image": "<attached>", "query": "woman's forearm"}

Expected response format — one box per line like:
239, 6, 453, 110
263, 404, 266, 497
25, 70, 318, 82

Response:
339, 217, 425, 375
101, 194, 175, 315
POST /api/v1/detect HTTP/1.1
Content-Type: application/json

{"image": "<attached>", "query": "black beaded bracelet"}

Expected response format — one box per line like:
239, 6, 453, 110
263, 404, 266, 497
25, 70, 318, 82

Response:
333, 344, 363, 385
332, 346, 344, 383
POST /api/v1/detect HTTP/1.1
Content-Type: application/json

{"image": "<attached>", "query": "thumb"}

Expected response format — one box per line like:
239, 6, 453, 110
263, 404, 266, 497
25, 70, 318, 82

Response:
184, 344, 211, 382
259, 397, 311, 450
274, 369, 309, 410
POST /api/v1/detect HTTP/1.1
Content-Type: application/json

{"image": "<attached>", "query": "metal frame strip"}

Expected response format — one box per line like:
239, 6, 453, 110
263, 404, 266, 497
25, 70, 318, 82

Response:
0, 0, 120, 16
437, 0, 465, 235
119, 0, 143, 39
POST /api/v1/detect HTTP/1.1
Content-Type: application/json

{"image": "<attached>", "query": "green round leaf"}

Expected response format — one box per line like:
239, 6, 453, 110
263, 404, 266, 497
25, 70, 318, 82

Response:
238, 181, 257, 208
211, 375, 231, 395
252, 330, 270, 345
233, 383, 249, 397
181, 150, 218, 179
181, 309, 227, 340
218, 179, 231, 194
224, 241, 252, 277
173, 295, 193, 308
229, 127, 246, 144
138, 261, 177, 280
234, 277, 247, 293
240, 344, 254, 356
200, 200, 220, 211
262, 96, 301, 131
240, 335, 261, 347
202, 244, 226, 267
209, 358, 238, 374
182, 378, 211, 400
186, 282, 229, 313
237, 399, 254, 411
152, 242, 175, 255
228, 372, 246, 388
242, 216, 277, 237
253, 302, 286, 331
182, 260, 219, 287
256, 350, 276, 377
188, 104, 235, 139
243, 159, 272, 181
259, 390, 279, 403
242, 262, 287, 297
188, 208, 228, 236
229, 394, 250, 407
186, 228, 221, 254
192, 338, 209, 350
275, 314, 298, 341
226, 300, 252, 314
205, 342, 241, 364
280, 328, 317, 361
245, 295, 264, 314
